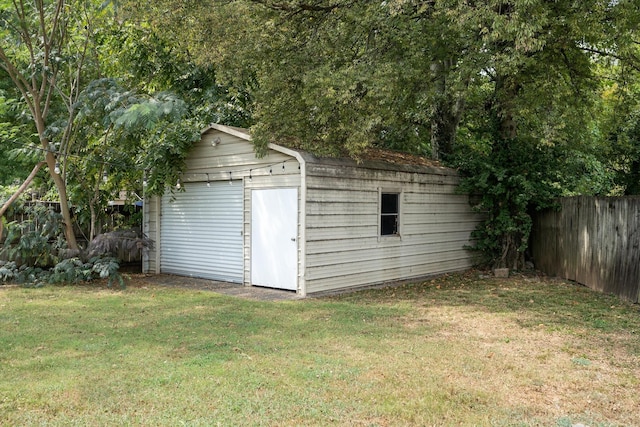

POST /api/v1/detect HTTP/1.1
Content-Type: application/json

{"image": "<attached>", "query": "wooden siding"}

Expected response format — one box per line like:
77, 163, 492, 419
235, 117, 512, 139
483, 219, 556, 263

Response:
532, 196, 640, 303
303, 162, 480, 294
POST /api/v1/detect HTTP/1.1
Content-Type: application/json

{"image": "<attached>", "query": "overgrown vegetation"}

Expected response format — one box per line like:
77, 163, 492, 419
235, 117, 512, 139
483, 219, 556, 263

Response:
0, 202, 128, 288
0, 256, 124, 288
453, 137, 565, 269
0, 272, 638, 425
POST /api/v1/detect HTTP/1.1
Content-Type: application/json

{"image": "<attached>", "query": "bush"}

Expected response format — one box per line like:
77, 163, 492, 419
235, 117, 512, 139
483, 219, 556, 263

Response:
1, 204, 66, 267
49, 258, 93, 284
90, 257, 124, 289
1, 202, 127, 289
48, 256, 124, 288
454, 137, 562, 269
0, 261, 17, 282
0, 261, 48, 287
1, 257, 125, 289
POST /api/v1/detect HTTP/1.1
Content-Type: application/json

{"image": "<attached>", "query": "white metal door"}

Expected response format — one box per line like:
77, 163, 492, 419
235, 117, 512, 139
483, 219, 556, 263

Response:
251, 188, 298, 290
160, 181, 243, 282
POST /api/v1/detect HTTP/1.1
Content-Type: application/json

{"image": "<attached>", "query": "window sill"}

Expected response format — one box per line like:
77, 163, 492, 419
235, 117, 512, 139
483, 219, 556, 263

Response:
378, 234, 402, 242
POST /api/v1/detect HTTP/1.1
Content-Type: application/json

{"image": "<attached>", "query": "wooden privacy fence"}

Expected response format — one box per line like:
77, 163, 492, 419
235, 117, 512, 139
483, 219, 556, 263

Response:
531, 196, 640, 303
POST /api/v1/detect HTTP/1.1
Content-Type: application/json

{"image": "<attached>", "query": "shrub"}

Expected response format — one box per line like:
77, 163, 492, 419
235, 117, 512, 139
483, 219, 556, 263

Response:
49, 258, 93, 284
454, 137, 561, 269
90, 257, 124, 289
1, 202, 127, 289
48, 256, 124, 288
0, 261, 48, 287
0, 261, 17, 282
1, 204, 66, 267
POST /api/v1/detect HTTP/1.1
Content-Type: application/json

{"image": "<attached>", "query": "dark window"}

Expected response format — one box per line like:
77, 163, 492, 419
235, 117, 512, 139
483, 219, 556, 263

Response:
381, 193, 399, 236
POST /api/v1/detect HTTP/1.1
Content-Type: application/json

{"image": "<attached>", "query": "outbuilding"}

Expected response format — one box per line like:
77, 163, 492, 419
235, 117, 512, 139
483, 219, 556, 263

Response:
143, 124, 480, 296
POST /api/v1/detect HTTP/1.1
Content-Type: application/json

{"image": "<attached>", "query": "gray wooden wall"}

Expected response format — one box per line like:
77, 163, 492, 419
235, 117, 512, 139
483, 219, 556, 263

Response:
531, 196, 640, 303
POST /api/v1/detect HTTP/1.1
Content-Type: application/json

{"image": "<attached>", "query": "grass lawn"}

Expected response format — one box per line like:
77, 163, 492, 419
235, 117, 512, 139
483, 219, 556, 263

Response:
1, 271, 639, 426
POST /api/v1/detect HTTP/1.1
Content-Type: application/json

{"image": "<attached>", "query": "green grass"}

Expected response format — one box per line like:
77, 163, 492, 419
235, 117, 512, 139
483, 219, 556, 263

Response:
1, 272, 639, 426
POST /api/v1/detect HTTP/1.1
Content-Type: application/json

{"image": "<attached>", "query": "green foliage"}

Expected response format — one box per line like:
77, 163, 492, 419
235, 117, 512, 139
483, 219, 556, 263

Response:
0, 0, 121, 250
455, 136, 563, 269
0, 261, 48, 286
73, 77, 203, 199
606, 104, 640, 195
0, 260, 17, 282
110, 204, 143, 232
49, 258, 94, 284
0, 94, 38, 185
0, 184, 28, 218
90, 256, 124, 288
240, 1, 445, 157
48, 256, 124, 288
97, 20, 253, 127
0, 201, 124, 288
0, 256, 124, 288
0, 204, 66, 267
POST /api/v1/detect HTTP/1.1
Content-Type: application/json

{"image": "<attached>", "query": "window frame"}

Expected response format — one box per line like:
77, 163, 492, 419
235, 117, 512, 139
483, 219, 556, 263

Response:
378, 188, 402, 239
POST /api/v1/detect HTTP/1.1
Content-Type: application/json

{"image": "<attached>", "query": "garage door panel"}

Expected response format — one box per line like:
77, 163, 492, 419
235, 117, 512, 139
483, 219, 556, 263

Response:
160, 181, 243, 282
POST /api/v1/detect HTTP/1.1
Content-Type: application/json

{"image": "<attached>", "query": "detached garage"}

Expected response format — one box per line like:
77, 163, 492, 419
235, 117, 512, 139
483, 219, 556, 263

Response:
143, 124, 481, 296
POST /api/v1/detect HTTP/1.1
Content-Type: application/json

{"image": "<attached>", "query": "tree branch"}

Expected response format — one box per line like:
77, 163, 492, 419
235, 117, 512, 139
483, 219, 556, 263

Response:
38, 1, 51, 109
579, 45, 640, 73
12, 0, 35, 67
0, 46, 37, 118
0, 161, 47, 239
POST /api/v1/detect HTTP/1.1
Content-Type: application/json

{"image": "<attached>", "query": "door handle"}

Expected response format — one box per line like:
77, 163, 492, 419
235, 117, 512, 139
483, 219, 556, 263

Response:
291, 237, 296, 242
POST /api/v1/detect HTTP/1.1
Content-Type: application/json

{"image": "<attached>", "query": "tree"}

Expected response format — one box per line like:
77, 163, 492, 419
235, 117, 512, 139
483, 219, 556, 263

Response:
598, 37, 640, 195
442, 0, 610, 268
73, 77, 200, 210
122, 0, 462, 157
243, 0, 467, 158
97, 16, 251, 124
70, 16, 252, 234
0, 0, 109, 249
605, 99, 640, 195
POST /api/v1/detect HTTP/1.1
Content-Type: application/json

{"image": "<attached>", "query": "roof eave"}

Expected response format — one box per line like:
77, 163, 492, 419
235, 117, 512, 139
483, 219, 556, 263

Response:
202, 123, 251, 141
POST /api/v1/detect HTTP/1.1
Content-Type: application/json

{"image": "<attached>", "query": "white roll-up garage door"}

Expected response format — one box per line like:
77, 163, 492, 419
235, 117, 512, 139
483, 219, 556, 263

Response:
160, 181, 243, 282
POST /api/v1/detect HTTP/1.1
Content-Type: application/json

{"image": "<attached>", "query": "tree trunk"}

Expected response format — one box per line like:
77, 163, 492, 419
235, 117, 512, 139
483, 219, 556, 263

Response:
0, 161, 46, 240
494, 74, 520, 140
90, 203, 97, 242
45, 151, 79, 250
497, 232, 525, 270
431, 97, 463, 161
430, 60, 465, 161
492, 74, 524, 270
